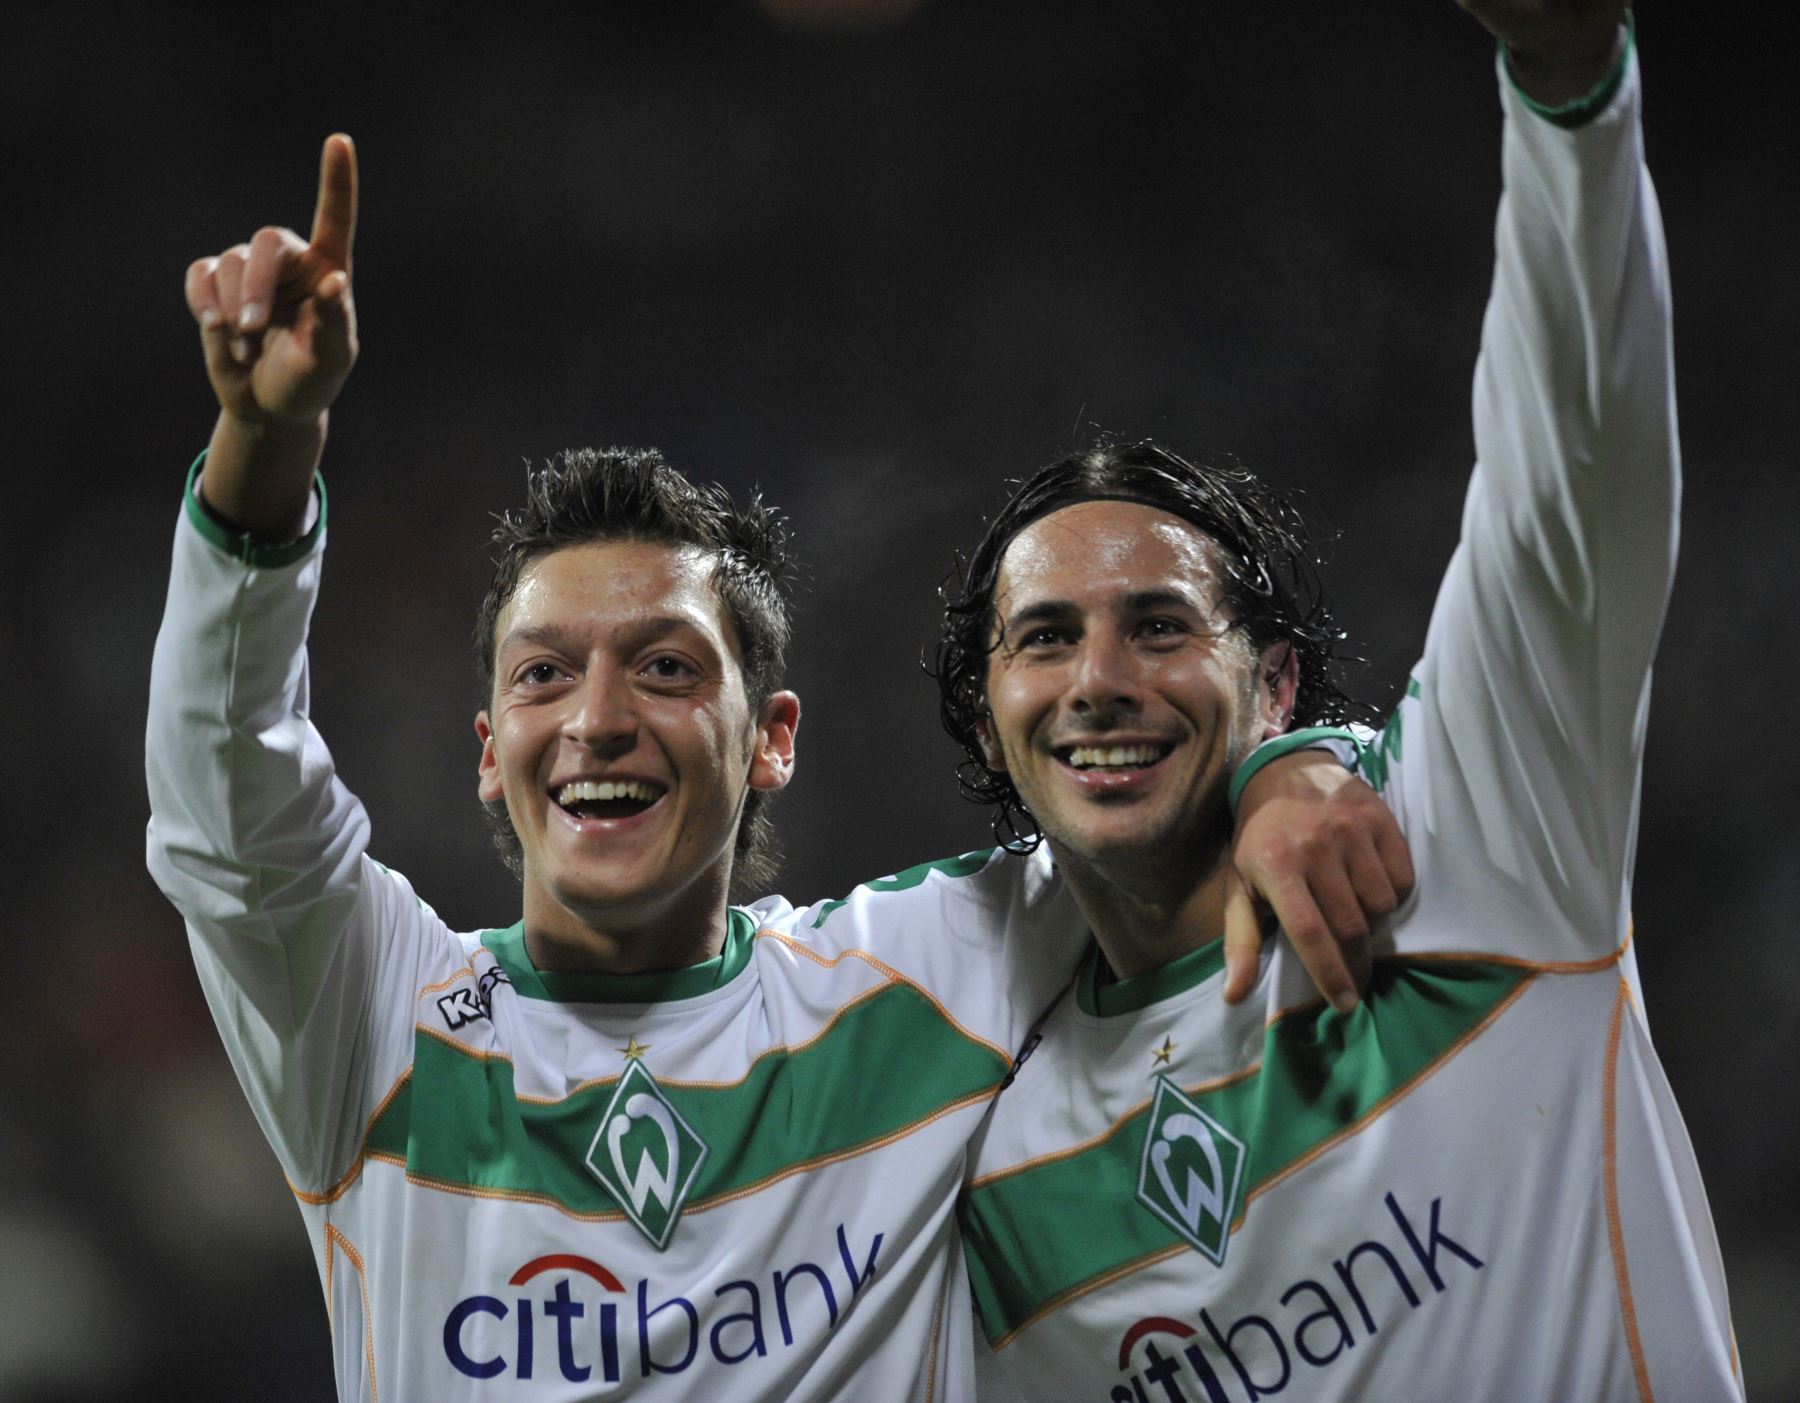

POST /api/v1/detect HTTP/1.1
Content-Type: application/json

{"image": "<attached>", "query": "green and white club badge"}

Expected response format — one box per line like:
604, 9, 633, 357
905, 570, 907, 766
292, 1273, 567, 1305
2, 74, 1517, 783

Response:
585, 1059, 709, 1250
1135, 1074, 1247, 1265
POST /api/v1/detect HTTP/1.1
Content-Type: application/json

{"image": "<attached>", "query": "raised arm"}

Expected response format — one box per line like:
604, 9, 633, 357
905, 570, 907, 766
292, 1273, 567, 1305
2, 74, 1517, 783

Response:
1372, 0, 1672, 963
148, 137, 431, 1192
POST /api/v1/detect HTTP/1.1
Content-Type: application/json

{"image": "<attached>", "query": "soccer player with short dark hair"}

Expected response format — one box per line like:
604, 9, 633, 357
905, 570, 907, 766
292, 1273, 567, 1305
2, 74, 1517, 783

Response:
947, 5, 1743, 1399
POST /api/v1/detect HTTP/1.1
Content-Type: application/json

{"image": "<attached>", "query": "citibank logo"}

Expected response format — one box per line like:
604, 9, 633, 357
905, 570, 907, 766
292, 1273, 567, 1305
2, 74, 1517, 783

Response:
444, 1224, 885, 1384
446, 1255, 627, 1383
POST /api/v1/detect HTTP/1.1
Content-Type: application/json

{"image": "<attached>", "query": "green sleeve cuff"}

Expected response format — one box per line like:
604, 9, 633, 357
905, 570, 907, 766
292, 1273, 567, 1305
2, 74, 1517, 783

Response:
1504, 11, 1634, 130
1228, 726, 1363, 815
183, 451, 327, 568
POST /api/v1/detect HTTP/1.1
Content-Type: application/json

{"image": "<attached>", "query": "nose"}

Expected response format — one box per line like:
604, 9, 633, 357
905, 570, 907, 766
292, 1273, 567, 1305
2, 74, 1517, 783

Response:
1068, 629, 1143, 717
563, 667, 638, 756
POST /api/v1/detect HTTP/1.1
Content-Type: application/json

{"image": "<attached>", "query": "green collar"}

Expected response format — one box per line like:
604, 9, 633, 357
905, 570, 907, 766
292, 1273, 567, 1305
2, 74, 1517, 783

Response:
485, 907, 756, 1005
1076, 934, 1226, 1018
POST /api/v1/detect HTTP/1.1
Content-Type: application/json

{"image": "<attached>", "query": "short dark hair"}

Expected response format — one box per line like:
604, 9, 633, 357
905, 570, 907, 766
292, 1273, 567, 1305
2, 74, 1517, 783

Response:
934, 438, 1366, 848
476, 447, 795, 899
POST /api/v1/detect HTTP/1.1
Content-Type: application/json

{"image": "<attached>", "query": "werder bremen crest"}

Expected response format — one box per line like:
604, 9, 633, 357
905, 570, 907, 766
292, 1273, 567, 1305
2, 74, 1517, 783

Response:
585, 1059, 709, 1250
1135, 1074, 1247, 1265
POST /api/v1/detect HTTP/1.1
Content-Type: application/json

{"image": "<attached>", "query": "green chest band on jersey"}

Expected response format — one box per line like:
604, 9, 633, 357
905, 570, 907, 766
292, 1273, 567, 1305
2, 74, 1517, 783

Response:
957, 956, 1533, 1347
360, 973, 1013, 1248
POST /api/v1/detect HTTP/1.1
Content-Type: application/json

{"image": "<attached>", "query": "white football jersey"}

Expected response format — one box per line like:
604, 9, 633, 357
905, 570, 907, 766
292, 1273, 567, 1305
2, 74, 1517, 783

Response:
960, 46, 1743, 1403
145, 470, 1089, 1402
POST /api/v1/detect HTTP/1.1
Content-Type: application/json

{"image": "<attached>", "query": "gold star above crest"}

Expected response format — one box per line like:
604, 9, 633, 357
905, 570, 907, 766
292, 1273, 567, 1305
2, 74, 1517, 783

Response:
1151, 1036, 1176, 1067
619, 1037, 652, 1062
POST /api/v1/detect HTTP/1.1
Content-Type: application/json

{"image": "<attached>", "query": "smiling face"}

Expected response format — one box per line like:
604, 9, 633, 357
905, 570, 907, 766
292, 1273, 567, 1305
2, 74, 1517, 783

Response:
980, 500, 1294, 884
476, 539, 796, 966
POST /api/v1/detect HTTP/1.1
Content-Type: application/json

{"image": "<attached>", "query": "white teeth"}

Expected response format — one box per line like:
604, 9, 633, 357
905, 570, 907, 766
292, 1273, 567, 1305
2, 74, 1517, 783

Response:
1067, 744, 1163, 769
556, 779, 661, 805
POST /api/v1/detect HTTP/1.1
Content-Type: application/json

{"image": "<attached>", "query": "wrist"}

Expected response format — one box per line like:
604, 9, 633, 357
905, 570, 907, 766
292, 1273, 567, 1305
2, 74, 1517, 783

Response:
1229, 726, 1362, 815
1503, 20, 1628, 111
201, 409, 328, 542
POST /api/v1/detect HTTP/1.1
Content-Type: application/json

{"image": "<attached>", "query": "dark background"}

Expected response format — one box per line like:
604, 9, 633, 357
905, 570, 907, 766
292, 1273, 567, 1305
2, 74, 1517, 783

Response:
4, 1, 1794, 1397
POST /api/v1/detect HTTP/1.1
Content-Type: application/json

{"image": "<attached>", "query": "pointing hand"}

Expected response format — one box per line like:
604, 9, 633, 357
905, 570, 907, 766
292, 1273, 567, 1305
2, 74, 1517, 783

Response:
184, 134, 359, 428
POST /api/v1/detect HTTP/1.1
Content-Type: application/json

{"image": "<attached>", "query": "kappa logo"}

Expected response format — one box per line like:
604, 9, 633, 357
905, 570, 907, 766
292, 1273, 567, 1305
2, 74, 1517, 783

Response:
1135, 1075, 1247, 1265
586, 1060, 709, 1250
438, 965, 513, 1030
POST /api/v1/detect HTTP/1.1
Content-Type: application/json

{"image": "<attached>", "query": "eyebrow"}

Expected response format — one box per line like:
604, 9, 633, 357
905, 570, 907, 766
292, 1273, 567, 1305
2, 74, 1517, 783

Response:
999, 587, 1208, 636
497, 616, 704, 658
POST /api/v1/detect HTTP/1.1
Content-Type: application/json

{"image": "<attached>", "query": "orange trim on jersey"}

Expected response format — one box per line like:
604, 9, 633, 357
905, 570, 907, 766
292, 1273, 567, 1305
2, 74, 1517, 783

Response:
524, 977, 900, 1102
687, 1083, 997, 1213
1238, 974, 1537, 1216
966, 1061, 1264, 1192
986, 973, 1541, 1348
991, 1242, 1193, 1349
363, 1080, 998, 1223
413, 976, 949, 1105
417, 1021, 514, 1063
324, 1224, 379, 1403
756, 928, 1017, 1066
418, 943, 1002, 1103
1254, 934, 1628, 1029
1604, 980, 1656, 1403
300, 982, 1001, 1217
366, 1157, 629, 1221
663, 980, 896, 1089
288, 1065, 416, 1206
414, 947, 494, 1001
1392, 927, 1633, 975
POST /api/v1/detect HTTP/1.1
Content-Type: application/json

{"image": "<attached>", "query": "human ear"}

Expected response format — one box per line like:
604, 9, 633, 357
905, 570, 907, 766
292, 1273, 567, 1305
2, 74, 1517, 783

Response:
475, 711, 504, 802
1256, 643, 1300, 740
748, 691, 801, 792
974, 712, 1007, 772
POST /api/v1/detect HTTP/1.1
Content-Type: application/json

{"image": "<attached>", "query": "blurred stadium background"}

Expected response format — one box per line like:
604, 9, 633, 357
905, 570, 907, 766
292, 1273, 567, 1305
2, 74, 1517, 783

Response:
4, 1, 1795, 1397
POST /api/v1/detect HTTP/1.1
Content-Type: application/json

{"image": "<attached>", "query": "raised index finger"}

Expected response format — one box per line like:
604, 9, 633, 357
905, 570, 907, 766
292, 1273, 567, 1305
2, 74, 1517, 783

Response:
308, 133, 358, 271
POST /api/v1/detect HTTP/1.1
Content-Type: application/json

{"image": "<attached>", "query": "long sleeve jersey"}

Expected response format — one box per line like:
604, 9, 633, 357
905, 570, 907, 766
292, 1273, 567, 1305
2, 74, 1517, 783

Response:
145, 467, 1092, 1400
958, 45, 1743, 1403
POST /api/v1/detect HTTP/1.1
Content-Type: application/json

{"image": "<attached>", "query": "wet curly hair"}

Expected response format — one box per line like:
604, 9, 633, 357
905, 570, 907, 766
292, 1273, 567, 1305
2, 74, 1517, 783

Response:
933, 438, 1367, 849
475, 446, 794, 900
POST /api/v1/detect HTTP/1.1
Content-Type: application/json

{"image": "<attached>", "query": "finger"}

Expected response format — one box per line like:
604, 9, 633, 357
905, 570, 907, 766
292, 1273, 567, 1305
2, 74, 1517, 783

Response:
213, 244, 248, 327
1374, 816, 1416, 901
1307, 858, 1377, 1002
1310, 850, 1375, 936
1344, 836, 1401, 920
1307, 860, 1373, 946
308, 133, 358, 271
1265, 874, 1358, 1015
184, 256, 224, 332
238, 225, 308, 332
212, 245, 254, 360
1221, 874, 1263, 1005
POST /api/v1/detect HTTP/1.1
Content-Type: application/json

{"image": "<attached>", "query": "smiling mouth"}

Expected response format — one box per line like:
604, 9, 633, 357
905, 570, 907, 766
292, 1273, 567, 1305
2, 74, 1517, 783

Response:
553, 778, 666, 820
1058, 743, 1172, 771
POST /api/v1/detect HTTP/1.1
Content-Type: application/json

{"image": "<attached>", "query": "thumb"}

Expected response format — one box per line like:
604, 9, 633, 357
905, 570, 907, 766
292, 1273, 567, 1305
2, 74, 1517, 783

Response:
309, 269, 358, 364
314, 269, 352, 324
1221, 873, 1264, 1005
